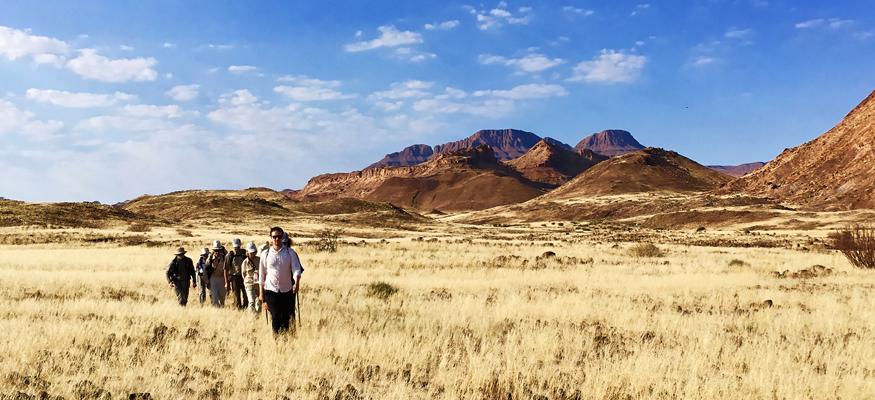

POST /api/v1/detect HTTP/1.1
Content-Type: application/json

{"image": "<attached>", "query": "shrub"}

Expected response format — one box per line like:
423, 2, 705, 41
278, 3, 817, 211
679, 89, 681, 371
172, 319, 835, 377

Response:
696, 227, 706, 232
315, 228, 343, 252
127, 223, 151, 233
367, 282, 398, 300
628, 243, 665, 258
175, 229, 193, 237
829, 223, 875, 269
728, 259, 747, 267
120, 235, 148, 246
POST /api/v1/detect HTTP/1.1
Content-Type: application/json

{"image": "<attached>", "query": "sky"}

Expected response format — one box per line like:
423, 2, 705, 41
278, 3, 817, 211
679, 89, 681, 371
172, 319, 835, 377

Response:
1, 0, 874, 203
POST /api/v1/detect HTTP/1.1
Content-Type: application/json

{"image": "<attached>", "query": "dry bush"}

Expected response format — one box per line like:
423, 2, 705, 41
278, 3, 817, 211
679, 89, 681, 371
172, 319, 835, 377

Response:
628, 242, 665, 257
127, 223, 151, 233
367, 282, 398, 300
175, 228, 193, 237
829, 223, 875, 269
314, 228, 343, 253
728, 259, 748, 267
119, 234, 148, 246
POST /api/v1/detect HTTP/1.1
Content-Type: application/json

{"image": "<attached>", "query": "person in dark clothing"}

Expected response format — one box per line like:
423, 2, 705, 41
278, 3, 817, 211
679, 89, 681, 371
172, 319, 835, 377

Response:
166, 247, 197, 306
259, 227, 303, 335
225, 238, 249, 310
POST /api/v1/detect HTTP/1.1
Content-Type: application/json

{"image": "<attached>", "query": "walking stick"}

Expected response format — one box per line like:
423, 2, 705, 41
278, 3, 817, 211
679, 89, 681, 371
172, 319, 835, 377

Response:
264, 300, 270, 327
296, 292, 302, 327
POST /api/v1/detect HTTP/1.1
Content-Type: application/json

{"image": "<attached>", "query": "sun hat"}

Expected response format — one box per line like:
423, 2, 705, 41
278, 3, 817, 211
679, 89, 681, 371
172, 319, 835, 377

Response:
200, 248, 209, 256
246, 242, 257, 254
175, 247, 187, 255
258, 243, 269, 257
211, 240, 222, 250
232, 238, 242, 248
282, 232, 290, 245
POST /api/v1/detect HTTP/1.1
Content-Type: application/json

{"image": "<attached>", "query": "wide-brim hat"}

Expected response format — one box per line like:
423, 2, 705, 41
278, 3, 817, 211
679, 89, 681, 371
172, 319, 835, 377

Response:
246, 242, 257, 254
211, 240, 222, 250
232, 238, 242, 248
200, 248, 209, 256
258, 243, 269, 253
175, 247, 187, 255
282, 232, 290, 244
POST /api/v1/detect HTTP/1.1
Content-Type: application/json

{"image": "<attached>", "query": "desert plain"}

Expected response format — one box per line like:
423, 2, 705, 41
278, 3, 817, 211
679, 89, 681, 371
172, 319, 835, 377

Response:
2, 199, 874, 400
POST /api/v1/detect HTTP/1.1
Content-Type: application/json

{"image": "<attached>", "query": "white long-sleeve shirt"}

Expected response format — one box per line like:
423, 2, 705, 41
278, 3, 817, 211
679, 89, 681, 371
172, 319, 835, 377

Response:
258, 245, 303, 293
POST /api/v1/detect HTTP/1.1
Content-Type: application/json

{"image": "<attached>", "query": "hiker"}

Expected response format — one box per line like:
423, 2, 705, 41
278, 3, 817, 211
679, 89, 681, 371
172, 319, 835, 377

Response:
259, 227, 304, 334
206, 240, 228, 307
242, 242, 262, 316
194, 247, 210, 304
225, 238, 249, 310
165, 247, 197, 306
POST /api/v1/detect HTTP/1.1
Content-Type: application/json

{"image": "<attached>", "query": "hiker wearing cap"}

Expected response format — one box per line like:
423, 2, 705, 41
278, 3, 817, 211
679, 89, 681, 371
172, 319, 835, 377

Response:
225, 238, 249, 310
206, 240, 228, 307
194, 248, 210, 304
241, 242, 262, 316
165, 247, 197, 306
259, 227, 304, 334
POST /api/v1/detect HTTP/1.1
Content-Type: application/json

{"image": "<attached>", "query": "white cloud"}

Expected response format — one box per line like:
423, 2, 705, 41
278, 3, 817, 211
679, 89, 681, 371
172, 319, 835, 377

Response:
26, 89, 136, 108
120, 45, 134, 51
445, 87, 467, 98
479, 53, 565, 72
32, 53, 64, 66
124, 104, 188, 118
274, 81, 354, 101
635, 41, 645, 46
163, 43, 174, 48
519, 7, 532, 12
207, 44, 234, 50
0, 26, 69, 62
413, 97, 515, 118
0, 99, 64, 140
77, 115, 175, 131
562, 6, 594, 16
472, 83, 568, 99
219, 89, 259, 106
425, 20, 459, 30
229, 65, 257, 73
66, 49, 158, 82
692, 57, 714, 66
829, 19, 853, 28
165, 73, 173, 78
855, 31, 874, 40
165, 84, 199, 101
630, 4, 649, 16
376, 101, 404, 111
724, 28, 753, 39
795, 19, 823, 28
369, 81, 434, 100
277, 76, 342, 87
476, 7, 532, 30
568, 50, 646, 84
409, 53, 437, 62
344, 26, 423, 52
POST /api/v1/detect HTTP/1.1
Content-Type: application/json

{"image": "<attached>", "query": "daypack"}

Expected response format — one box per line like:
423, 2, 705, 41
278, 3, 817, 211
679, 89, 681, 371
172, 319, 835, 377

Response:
261, 246, 305, 274
228, 250, 248, 275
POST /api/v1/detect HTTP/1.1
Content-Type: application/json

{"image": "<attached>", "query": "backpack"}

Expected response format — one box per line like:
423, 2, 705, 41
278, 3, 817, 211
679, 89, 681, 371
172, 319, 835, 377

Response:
261, 246, 305, 273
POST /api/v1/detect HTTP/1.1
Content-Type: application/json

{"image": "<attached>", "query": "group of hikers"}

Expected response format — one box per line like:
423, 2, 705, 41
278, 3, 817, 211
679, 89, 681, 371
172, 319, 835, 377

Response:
165, 226, 304, 334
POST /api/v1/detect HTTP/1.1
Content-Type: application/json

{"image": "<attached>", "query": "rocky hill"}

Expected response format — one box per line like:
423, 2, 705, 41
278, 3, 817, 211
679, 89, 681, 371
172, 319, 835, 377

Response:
123, 187, 299, 220
291, 145, 544, 213
717, 88, 875, 210
505, 139, 608, 187
574, 130, 645, 157
706, 162, 766, 178
543, 147, 734, 199
366, 144, 435, 169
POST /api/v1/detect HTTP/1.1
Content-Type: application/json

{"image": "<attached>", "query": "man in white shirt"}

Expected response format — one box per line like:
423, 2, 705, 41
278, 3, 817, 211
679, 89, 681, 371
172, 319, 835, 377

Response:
259, 227, 304, 334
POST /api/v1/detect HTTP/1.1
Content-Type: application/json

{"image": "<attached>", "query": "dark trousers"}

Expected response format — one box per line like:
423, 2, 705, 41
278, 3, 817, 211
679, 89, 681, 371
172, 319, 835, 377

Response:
229, 275, 247, 309
264, 290, 296, 334
173, 280, 190, 306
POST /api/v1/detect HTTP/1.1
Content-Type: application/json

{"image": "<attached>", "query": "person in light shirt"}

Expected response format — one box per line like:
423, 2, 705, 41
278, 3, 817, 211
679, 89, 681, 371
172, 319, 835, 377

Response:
259, 227, 304, 334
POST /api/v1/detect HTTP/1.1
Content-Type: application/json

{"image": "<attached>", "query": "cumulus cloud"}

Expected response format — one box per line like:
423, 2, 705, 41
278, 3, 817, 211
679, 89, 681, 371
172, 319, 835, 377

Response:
120, 45, 134, 51
724, 28, 753, 39
229, 65, 257, 73
77, 115, 175, 131
691, 56, 714, 67
26, 89, 136, 108
425, 20, 459, 30
568, 50, 646, 83
475, 6, 532, 30
413, 97, 515, 118
376, 101, 404, 111
344, 26, 422, 52
0, 99, 64, 140
0, 26, 69, 62
472, 83, 568, 99
219, 89, 259, 106
479, 53, 565, 73
562, 6, 594, 17
274, 77, 354, 101
66, 49, 158, 82
124, 104, 188, 118
165, 84, 199, 101
369, 81, 434, 100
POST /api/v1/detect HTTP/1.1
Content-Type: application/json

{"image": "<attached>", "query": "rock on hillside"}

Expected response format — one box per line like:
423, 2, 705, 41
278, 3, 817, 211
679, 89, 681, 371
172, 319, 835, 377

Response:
543, 147, 734, 199
717, 88, 875, 210
574, 130, 645, 157
506, 139, 608, 187
291, 145, 544, 213
706, 162, 766, 178
433, 129, 544, 161
366, 144, 435, 169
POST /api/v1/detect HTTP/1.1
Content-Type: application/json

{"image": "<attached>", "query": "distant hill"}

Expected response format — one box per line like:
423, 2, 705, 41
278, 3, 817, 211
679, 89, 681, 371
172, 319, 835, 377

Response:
706, 162, 766, 178
365, 129, 574, 169
574, 130, 645, 157
505, 139, 608, 187
123, 187, 298, 220
543, 147, 734, 199
291, 145, 544, 213
0, 198, 154, 228
717, 88, 875, 210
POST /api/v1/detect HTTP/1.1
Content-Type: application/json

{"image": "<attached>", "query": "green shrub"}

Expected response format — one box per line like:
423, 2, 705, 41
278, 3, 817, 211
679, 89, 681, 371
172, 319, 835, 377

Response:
367, 282, 398, 300
628, 243, 665, 258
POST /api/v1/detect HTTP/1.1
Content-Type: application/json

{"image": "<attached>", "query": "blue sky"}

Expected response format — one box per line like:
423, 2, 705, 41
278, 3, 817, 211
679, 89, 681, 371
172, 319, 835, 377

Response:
1, 1, 873, 203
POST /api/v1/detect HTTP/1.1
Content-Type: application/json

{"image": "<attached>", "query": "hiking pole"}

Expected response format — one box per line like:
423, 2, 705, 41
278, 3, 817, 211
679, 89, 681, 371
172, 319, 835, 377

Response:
296, 292, 302, 328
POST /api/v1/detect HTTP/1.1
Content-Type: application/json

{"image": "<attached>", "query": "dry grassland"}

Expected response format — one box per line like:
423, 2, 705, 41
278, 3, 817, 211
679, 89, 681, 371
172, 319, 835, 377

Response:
1, 223, 874, 400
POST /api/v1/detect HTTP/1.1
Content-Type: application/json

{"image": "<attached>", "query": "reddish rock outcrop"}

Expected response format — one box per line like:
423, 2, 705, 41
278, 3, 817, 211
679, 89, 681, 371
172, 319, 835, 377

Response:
716, 88, 875, 210
574, 130, 645, 157
506, 139, 608, 187
366, 144, 434, 169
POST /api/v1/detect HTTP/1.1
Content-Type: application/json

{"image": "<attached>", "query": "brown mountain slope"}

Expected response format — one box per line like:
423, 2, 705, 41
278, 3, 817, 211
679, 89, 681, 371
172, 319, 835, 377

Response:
543, 147, 734, 200
433, 129, 543, 161
123, 187, 299, 220
717, 88, 875, 210
706, 162, 766, 178
574, 129, 645, 157
366, 144, 435, 169
505, 139, 608, 187
0, 198, 157, 228
292, 145, 544, 213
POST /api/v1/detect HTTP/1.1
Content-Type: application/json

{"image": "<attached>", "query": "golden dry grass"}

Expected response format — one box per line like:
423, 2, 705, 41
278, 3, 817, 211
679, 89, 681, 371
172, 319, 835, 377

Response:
1, 223, 875, 399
